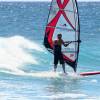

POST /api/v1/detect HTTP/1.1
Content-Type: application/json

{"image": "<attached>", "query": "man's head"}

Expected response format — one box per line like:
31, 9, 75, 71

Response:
57, 34, 62, 39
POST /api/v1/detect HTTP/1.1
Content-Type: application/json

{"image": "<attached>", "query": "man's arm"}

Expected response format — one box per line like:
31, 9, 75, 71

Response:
64, 40, 81, 43
53, 40, 57, 49
64, 42, 72, 47
62, 40, 81, 47
62, 40, 71, 47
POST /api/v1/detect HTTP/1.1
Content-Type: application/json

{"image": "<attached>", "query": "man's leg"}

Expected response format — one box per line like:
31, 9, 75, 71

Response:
54, 54, 58, 72
60, 54, 66, 73
54, 64, 57, 72
62, 63, 66, 73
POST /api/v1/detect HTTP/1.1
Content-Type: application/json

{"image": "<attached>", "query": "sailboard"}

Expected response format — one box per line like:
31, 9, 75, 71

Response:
44, 0, 80, 72
80, 71, 100, 76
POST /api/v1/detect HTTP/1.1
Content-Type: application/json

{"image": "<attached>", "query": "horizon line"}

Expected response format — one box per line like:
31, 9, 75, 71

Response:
0, 0, 100, 2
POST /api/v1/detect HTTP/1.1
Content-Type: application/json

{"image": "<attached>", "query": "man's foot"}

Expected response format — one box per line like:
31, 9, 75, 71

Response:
64, 72, 67, 75
54, 69, 56, 72
54, 65, 57, 72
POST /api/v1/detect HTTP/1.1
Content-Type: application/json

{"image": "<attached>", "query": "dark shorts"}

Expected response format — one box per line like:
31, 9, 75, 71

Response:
54, 53, 64, 65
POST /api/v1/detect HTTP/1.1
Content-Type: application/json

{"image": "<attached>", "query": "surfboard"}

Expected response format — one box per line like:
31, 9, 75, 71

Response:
80, 71, 100, 76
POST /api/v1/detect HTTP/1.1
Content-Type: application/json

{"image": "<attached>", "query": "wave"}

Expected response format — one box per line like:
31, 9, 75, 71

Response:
0, 35, 45, 74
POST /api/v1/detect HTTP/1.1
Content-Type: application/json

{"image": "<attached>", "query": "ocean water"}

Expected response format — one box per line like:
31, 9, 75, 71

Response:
0, 2, 100, 100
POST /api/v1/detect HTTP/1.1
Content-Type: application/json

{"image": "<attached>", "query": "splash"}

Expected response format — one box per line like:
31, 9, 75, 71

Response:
2, 70, 81, 79
0, 36, 44, 74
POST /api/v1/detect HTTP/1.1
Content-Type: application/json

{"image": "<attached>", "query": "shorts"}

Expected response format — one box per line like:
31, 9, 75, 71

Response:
54, 53, 64, 65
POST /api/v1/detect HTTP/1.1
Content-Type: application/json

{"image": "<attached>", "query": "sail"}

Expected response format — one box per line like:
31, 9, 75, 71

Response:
44, 0, 80, 72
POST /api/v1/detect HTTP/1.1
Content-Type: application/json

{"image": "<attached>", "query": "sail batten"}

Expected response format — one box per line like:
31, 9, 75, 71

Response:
46, 26, 78, 32
44, 0, 80, 72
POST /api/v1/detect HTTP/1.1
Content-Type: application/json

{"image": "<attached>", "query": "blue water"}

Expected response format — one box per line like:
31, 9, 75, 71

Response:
0, 2, 100, 100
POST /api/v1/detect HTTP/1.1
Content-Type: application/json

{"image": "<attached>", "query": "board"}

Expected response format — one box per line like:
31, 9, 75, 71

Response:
80, 71, 100, 76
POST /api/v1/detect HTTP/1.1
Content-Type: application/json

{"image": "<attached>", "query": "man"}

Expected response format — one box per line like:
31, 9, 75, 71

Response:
53, 34, 70, 74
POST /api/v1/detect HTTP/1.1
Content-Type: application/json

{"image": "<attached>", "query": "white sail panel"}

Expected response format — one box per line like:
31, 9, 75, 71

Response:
61, 0, 65, 4
65, 0, 74, 12
48, 0, 59, 24
52, 15, 75, 40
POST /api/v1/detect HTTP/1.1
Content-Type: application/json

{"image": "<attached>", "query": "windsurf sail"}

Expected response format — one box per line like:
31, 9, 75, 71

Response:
44, 0, 80, 72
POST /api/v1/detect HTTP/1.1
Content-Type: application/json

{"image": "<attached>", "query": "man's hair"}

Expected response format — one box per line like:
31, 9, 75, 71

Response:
57, 34, 62, 37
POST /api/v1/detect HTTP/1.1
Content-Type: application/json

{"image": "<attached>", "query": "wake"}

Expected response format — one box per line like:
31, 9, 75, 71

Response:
0, 69, 81, 79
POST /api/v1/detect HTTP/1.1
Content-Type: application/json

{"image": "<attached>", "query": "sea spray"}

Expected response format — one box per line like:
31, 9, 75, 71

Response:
0, 36, 44, 74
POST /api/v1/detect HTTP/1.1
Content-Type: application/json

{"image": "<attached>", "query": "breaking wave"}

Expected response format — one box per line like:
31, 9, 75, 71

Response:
0, 35, 45, 75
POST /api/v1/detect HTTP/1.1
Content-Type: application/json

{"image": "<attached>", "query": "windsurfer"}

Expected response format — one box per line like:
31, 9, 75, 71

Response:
53, 34, 71, 73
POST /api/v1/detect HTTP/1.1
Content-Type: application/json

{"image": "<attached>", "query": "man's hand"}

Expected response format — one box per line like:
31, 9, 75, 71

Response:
78, 40, 81, 43
64, 41, 72, 47
63, 40, 81, 47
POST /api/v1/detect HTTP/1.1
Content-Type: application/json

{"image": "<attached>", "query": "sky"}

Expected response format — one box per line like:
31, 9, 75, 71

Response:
0, 0, 100, 2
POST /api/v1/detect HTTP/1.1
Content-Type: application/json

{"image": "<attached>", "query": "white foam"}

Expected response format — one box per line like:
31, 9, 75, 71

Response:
29, 71, 60, 78
91, 79, 98, 83
67, 72, 81, 78
0, 36, 44, 74
83, 97, 100, 100
37, 93, 87, 99
0, 93, 29, 100
4, 70, 83, 79
1, 70, 60, 78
